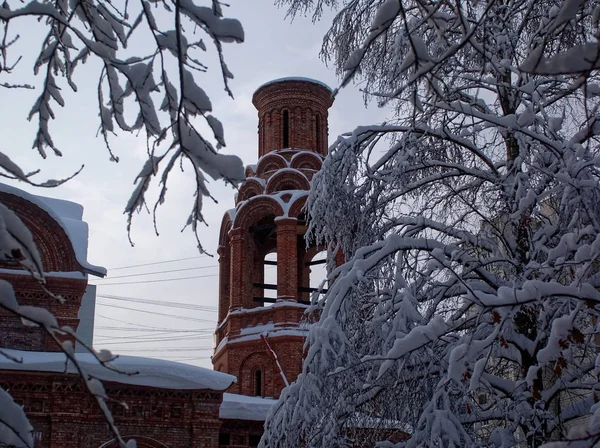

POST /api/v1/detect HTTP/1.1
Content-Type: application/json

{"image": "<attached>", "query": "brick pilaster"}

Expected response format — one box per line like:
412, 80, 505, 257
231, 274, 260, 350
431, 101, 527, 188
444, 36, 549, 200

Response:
276, 218, 298, 301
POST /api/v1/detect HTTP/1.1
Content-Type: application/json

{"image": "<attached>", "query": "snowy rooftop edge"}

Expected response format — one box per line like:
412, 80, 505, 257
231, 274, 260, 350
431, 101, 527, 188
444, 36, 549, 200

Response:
254, 77, 333, 94
0, 349, 236, 391
219, 393, 276, 421
0, 183, 106, 277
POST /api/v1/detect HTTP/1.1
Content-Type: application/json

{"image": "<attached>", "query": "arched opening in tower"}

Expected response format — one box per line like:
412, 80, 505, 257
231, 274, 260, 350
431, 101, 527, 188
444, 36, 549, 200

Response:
263, 252, 277, 306
282, 109, 290, 148
309, 251, 328, 300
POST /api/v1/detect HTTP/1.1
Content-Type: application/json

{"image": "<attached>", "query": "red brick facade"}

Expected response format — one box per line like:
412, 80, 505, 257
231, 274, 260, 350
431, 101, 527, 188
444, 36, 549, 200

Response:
1, 372, 223, 448
213, 79, 333, 399
0, 188, 231, 448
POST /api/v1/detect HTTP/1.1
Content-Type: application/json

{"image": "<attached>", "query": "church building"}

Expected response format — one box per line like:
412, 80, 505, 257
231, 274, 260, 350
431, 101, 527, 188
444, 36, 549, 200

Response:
0, 77, 334, 448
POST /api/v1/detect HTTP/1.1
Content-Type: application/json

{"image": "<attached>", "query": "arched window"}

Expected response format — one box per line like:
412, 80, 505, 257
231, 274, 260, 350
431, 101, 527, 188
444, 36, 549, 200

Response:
282, 109, 289, 147
315, 114, 321, 150
254, 369, 263, 396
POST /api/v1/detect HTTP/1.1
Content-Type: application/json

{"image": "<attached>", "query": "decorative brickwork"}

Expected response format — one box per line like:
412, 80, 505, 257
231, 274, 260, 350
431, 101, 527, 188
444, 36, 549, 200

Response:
0, 192, 89, 351
1, 372, 223, 448
252, 79, 333, 156
214, 79, 334, 400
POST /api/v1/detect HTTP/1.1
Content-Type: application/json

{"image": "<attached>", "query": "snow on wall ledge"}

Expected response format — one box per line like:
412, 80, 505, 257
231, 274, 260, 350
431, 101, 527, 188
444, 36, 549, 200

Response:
219, 393, 276, 420
0, 183, 106, 276
0, 349, 236, 391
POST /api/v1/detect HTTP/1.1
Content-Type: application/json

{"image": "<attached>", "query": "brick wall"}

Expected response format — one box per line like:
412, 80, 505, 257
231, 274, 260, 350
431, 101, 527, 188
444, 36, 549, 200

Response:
1, 371, 225, 448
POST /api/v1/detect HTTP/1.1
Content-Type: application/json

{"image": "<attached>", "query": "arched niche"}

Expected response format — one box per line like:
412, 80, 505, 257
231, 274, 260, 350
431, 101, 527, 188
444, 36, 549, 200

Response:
236, 178, 265, 204
0, 192, 81, 273
255, 152, 288, 176
239, 352, 274, 397
265, 169, 310, 194
290, 151, 323, 172
287, 194, 309, 220
233, 196, 284, 230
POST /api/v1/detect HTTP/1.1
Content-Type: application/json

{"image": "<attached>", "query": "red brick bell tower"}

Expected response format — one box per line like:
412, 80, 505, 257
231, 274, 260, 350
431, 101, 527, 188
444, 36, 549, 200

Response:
213, 78, 333, 398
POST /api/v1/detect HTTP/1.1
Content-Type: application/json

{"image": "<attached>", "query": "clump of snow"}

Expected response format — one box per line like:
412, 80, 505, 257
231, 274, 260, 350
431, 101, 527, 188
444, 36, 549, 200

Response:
0, 349, 236, 391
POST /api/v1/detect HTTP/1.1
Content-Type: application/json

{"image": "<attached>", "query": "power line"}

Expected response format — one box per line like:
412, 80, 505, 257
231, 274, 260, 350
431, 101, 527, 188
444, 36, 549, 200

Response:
94, 335, 212, 345
108, 256, 207, 271
96, 347, 214, 353
96, 265, 219, 281
95, 326, 214, 333
96, 314, 190, 331
95, 303, 216, 323
97, 294, 217, 312
90, 273, 219, 286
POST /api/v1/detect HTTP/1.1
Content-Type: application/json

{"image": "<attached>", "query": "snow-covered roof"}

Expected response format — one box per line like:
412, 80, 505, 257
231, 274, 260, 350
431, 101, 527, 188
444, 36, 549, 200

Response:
219, 393, 276, 421
0, 183, 106, 277
0, 349, 236, 391
254, 77, 333, 94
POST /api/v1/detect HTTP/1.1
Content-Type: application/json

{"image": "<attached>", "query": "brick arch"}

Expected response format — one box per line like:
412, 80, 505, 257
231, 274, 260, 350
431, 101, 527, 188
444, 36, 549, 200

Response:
98, 436, 168, 448
266, 169, 310, 194
239, 351, 275, 397
0, 192, 80, 273
290, 151, 323, 171
233, 196, 284, 229
245, 165, 256, 177
236, 178, 265, 204
287, 194, 309, 219
255, 152, 288, 176
219, 212, 233, 248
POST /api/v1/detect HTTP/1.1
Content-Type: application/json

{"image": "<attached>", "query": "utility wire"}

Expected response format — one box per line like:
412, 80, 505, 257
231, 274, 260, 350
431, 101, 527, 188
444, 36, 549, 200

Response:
95, 326, 214, 333
97, 347, 214, 352
90, 273, 219, 286
97, 294, 217, 312
94, 335, 212, 345
95, 303, 216, 323
108, 256, 206, 271
96, 265, 218, 281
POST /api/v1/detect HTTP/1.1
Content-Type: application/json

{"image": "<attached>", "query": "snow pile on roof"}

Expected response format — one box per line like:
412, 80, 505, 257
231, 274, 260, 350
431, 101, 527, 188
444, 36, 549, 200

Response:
219, 393, 276, 420
0, 183, 106, 276
0, 349, 236, 391
254, 77, 333, 94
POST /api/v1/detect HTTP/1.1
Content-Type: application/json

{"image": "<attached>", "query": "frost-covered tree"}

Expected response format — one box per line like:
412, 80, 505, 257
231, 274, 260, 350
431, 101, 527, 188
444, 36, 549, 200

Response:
0, 1, 244, 446
262, 0, 600, 446
0, 0, 245, 247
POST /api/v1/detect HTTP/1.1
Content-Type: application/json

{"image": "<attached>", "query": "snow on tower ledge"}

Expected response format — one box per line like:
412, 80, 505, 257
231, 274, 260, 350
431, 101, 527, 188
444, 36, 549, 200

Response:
253, 76, 333, 94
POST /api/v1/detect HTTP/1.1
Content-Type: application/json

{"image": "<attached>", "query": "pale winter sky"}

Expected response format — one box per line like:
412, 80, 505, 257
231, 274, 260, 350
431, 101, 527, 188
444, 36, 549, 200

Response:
1, 1, 389, 369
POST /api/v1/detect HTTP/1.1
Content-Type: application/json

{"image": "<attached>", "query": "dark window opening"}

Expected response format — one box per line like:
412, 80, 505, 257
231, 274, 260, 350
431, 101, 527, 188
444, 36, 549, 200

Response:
219, 432, 230, 445
171, 406, 182, 418
255, 370, 262, 396
131, 405, 144, 418
315, 114, 321, 150
282, 110, 289, 147
249, 434, 262, 446
152, 404, 163, 418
